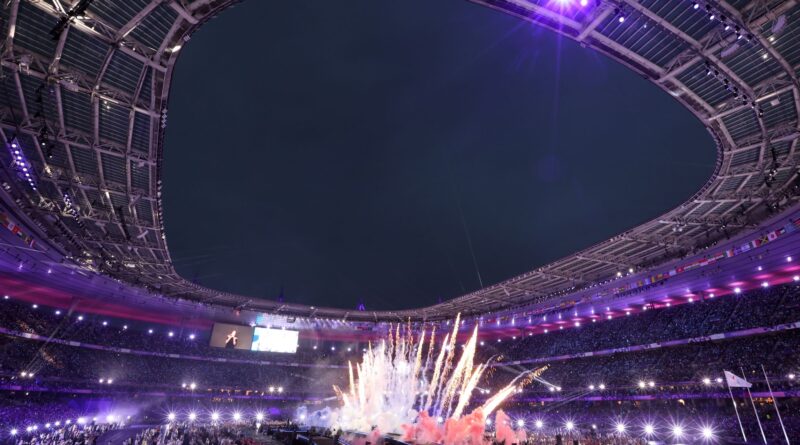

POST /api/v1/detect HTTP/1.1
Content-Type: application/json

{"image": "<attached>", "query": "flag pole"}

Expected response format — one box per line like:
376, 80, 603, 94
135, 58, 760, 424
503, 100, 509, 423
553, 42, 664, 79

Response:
726, 370, 747, 443
761, 364, 791, 445
742, 367, 767, 444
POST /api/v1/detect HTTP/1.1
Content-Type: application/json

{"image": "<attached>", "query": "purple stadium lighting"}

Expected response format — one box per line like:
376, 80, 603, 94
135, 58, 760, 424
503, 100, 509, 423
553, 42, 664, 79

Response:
671, 423, 685, 439
734, 287, 742, 294
700, 424, 717, 441
7, 138, 38, 191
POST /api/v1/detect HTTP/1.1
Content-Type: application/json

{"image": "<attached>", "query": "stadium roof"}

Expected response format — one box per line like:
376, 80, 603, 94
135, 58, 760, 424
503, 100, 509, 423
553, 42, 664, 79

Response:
0, 0, 798, 321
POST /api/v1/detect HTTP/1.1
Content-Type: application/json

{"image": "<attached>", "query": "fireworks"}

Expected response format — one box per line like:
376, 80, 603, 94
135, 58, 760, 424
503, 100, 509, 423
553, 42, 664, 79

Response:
331, 315, 545, 444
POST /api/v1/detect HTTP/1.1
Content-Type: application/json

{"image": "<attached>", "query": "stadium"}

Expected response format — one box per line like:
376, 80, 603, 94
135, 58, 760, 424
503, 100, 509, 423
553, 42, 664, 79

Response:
0, 0, 799, 444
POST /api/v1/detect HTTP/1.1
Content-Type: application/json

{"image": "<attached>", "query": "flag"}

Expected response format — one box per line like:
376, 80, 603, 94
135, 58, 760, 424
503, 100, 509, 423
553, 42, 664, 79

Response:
724, 370, 752, 388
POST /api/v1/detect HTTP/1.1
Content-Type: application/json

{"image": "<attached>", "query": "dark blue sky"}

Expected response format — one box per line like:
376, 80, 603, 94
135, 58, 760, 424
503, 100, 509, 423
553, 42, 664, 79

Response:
162, 0, 716, 311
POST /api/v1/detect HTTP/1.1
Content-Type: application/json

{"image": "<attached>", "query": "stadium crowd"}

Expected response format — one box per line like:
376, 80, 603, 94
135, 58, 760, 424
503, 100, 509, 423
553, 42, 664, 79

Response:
1, 283, 800, 443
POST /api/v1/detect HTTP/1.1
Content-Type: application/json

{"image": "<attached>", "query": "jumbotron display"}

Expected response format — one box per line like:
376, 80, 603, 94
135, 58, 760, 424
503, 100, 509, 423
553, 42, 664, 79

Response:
209, 323, 299, 353
209, 323, 254, 350
251, 327, 299, 353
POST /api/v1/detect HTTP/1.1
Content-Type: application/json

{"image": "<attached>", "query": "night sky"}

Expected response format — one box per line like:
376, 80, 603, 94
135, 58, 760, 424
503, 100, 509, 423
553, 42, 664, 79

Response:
162, 0, 716, 311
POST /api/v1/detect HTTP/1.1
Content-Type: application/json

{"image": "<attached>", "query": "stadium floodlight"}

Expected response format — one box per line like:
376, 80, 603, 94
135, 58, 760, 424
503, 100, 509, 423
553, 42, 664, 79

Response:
598, 384, 606, 390
643, 423, 655, 437
189, 382, 197, 390
762, 281, 769, 288
167, 413, 176, 422
565, 421, 574, 431
516, 419, 524, 427
233, 412, 241, 421
25, 427, 32, 433
65, 420, 71, 425
10, 429, 17, 436
188, 412, 197, 422
54, 421, 60, 426
789, 373, 796, 380
123, 325, 128, 330
77, 418, 86, 425
147, 329, 153, 334
278, 386, 284, 393
702, 378, 711, 385
189, 334, 195, 340
45, 423, 51, 429
648, 381, 655, 387
548, 386, 555, 392
589, 384, 595, 390
168, 331, 174, 337
181, 383, 186, 388
715, 377, 723, 383
107, 379, 113, 384
211, 412, 220, 421
535, 420, 543, 429
77, 316, 84, 321
700, 425, 716, 441
638, 381, 646, 388
671, 424, 684, 439
269, 386, 275, 393
794, 276, 800, 282
256, 413, 264, 421
734, 287, 741, 294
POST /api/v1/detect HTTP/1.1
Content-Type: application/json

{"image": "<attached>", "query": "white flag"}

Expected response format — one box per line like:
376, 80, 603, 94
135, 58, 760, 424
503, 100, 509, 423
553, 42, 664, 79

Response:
724, 370, 752, 388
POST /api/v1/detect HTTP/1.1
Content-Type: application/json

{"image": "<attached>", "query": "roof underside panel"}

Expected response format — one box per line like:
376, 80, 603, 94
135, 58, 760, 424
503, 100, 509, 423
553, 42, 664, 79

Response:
61, 28, 110, 79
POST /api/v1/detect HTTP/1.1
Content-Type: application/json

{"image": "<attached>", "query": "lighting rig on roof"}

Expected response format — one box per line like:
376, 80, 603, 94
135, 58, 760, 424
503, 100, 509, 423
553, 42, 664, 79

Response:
49, 0, 96, 40
7, 138, 38, 191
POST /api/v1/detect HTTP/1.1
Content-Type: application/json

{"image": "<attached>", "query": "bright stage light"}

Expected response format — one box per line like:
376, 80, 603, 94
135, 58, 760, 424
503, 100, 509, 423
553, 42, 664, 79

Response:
565, 421, 574, 431
167, 413, 176, 422
77, 418, 86, 425
189, 382, 197, 390
648, 381, 655, 387
703, 377, 711, 385
638, 381, 646, 388
598, 384, 606, 390
734, 287, 741, 294
516, 419, 524, 427
188, 412, 197, 422
233, 412, 241, 421
535, 420, 543, 429
672, 424, 684, 438
589, 384, 595, 390
256, 413, 264, 421
643, 423, 655, 436
701, 426, 716, 440
211, 412, 220, 421
615, 423, 626, 433
10, 429, 17, 436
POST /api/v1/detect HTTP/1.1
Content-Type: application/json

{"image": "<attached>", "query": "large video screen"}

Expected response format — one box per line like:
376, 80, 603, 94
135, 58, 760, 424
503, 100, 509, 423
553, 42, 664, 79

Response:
209, 323, 254, 350
251, 327, 299, 353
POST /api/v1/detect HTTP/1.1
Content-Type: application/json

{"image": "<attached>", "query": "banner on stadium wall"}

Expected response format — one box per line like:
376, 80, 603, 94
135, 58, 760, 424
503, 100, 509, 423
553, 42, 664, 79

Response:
0, 211, 37, 249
